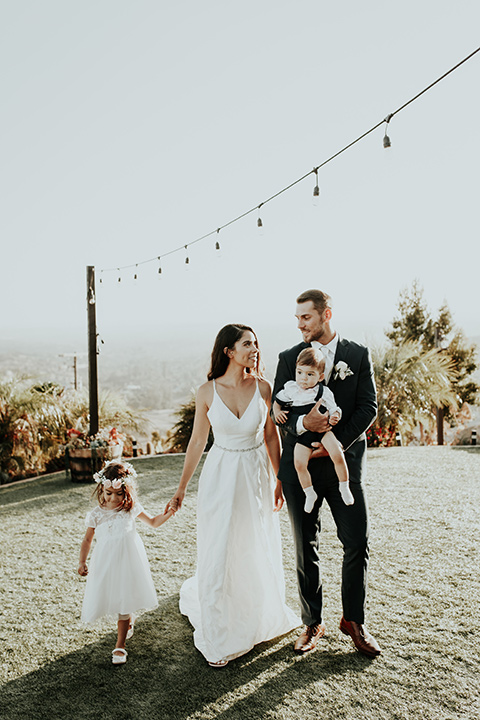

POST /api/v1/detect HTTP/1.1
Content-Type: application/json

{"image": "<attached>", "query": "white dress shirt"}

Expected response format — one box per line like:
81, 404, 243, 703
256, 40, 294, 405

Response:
311, 334, 338, 384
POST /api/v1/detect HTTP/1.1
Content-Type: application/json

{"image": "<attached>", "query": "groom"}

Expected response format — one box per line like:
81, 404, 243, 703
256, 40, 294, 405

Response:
273, 289, 381, 657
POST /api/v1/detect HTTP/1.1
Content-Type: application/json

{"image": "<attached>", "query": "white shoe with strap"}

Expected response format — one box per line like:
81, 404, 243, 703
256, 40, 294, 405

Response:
112, 648, 128, 665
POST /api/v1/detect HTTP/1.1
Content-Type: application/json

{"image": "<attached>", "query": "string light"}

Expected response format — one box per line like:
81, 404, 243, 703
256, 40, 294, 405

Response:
257, 204, 264, 234
313, 168, 320, 206
215, 229, 222, 257
97, 47, 480, 278
383, 113, 393, 149
184, 245, 190, 270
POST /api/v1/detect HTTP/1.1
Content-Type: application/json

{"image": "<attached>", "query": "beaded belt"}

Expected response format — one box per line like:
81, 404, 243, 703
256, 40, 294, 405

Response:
214, 441, 263, 453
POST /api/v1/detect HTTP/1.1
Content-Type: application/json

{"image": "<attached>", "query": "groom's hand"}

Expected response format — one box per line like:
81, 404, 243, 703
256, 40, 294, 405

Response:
303, 401, 331, 434
310, 442, 329, 459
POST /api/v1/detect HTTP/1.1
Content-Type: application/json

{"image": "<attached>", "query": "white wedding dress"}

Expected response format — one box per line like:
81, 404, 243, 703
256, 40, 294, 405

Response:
180, 380, 300, 664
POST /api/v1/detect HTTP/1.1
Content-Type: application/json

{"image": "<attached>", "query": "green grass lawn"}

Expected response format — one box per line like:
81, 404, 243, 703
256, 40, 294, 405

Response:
1, 448, 479, 720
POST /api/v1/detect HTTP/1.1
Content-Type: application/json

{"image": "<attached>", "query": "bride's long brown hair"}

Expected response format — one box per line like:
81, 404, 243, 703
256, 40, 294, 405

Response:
207, 324, 265, 381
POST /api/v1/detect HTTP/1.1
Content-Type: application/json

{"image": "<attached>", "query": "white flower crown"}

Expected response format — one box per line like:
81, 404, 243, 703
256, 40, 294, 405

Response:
94, 460, 138, 489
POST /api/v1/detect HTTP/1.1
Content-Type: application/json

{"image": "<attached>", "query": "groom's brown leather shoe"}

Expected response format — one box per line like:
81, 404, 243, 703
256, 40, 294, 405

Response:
294, 623, 325, 654
339, 617, 381, 658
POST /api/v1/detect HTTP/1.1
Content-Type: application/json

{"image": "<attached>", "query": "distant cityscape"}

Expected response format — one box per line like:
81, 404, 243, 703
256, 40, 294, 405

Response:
2, 329, 478, 450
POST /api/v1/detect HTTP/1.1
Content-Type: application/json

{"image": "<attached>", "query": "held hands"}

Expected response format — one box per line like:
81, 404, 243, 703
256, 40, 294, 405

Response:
272, 401, 289, 425
165, 490, 185, 514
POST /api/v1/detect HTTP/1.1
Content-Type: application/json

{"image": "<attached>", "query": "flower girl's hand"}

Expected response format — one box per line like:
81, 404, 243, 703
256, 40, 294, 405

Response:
78, 563, 88, 576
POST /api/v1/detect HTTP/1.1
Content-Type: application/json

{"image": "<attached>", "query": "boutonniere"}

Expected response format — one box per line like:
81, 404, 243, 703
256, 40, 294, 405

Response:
334, 361, 354, 380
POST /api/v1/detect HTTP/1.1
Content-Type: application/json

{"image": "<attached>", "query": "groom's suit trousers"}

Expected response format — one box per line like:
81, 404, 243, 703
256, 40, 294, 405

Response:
281, 441, 369, 625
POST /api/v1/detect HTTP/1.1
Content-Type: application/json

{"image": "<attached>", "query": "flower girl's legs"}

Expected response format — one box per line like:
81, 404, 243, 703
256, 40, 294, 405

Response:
113, 614, 131, 658
321, 432, 354, 505
293, 444, 318, 513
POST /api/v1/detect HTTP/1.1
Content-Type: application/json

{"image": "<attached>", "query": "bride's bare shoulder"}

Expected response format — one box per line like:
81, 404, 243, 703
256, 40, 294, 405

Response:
197, 380, 214, 406
257, 378, 273, 401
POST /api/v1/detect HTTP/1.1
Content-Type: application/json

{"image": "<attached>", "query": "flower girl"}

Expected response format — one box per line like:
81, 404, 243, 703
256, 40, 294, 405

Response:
78, 460, 174, 664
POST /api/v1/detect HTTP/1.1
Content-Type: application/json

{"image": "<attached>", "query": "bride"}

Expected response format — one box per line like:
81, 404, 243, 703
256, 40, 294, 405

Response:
166, 323, 300, 667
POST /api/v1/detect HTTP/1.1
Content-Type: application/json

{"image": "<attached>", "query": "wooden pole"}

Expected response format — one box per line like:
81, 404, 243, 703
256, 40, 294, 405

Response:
73, 354, 78, 391
87, 266, 99, 437
434, 326, 444, 446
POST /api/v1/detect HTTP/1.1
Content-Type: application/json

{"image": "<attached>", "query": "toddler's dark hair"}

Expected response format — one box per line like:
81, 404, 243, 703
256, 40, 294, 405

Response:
296, 347, 325, 373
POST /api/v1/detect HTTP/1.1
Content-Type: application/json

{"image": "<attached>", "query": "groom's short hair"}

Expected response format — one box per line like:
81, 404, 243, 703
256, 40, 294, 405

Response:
296, 289, 331, 315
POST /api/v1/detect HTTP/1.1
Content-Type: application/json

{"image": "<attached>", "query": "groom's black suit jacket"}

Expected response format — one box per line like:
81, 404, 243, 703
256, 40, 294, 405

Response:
273, 337, 377, 484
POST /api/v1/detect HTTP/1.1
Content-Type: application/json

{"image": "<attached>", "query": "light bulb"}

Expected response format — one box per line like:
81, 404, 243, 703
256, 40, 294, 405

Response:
383, 113, 393, 149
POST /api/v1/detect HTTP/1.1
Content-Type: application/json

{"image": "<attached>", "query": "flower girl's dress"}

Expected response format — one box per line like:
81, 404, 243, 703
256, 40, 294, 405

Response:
81, 503, 158, 623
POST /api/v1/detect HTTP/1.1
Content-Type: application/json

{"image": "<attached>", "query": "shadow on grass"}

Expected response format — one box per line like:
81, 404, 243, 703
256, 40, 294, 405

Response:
2, 594, 370, 720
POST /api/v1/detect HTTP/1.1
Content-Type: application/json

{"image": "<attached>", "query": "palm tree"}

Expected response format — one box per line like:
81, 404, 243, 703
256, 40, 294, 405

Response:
370, 341, 458, 445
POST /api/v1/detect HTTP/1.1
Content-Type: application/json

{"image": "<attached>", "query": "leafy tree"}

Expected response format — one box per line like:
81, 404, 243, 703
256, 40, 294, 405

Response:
386, 279, 434, 349
166, 395, 213, 453
386, 281, 479, 415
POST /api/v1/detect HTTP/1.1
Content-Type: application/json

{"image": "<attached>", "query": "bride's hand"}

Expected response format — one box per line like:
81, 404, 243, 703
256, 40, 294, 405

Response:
274, 480, 284, 512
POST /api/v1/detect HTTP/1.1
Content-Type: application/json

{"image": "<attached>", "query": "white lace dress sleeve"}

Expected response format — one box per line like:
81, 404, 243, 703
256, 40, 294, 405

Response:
85, 506, 103, 529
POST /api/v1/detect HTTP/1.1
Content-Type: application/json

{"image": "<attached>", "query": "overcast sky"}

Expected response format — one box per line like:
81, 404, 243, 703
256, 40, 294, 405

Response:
2, 1, 479, 361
